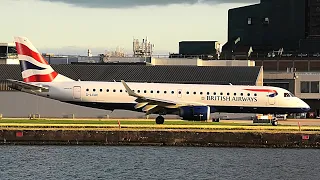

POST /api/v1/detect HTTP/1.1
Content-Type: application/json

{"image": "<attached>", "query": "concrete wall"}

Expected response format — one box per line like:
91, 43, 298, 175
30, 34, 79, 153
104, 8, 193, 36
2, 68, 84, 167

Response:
151, 58, 198, 66
104, 57, 149, 63
0, 92, 145, 118
151, 58, 255, 67
198, 60, 255, 67
295, 72, 320, 99
6, 58, 19, 64
256, 67, 264, 86
0, 59, 6, 64
0, 92, 253, 119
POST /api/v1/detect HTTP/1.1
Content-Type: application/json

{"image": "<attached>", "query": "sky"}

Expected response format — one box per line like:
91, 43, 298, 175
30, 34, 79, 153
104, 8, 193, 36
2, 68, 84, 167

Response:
1, 0, 258, 55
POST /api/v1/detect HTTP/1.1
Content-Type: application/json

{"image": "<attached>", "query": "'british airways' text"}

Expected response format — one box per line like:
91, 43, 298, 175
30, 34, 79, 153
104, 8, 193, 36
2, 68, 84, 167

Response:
206, 96, 258, 102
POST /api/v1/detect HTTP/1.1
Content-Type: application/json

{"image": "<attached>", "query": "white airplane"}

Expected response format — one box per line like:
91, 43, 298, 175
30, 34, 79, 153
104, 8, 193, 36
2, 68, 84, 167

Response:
8, 37, 310, 124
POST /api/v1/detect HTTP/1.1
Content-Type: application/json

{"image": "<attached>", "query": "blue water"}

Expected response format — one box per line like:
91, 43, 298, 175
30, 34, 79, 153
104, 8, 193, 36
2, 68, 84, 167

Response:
0, 146, 319, 180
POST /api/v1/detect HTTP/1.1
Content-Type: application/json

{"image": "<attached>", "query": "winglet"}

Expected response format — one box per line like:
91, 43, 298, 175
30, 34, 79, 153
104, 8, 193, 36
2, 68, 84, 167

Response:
121, 80, 141, 98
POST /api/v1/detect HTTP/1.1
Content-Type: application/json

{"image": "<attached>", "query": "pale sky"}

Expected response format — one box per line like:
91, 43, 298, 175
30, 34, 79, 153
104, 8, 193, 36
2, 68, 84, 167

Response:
1, 0, 258, 55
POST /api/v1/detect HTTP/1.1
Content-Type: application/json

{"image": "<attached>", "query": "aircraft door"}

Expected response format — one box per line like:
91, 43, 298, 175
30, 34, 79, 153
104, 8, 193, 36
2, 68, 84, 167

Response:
73, 86, 81, 100
178, 89, 182, 98
268, 93, 275, 105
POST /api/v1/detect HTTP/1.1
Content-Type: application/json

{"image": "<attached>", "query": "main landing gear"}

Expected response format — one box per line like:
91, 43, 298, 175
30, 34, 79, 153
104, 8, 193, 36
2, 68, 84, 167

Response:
271, 118, 278, 126
156, 116, 165, 124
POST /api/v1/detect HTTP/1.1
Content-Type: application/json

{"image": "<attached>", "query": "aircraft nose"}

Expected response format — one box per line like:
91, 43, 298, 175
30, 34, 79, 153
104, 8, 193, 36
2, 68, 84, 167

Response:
301, 101, 311, 112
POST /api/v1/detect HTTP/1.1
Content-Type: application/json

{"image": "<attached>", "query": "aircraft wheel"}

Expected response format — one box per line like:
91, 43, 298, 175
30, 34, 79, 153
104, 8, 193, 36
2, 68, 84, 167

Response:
272, 119, 278, 126
156, 116, 165, 124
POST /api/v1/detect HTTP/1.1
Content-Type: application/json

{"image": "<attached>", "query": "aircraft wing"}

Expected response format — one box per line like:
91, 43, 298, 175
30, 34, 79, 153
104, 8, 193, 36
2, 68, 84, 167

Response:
7, 79, 49, 92
121, 80, 205, 114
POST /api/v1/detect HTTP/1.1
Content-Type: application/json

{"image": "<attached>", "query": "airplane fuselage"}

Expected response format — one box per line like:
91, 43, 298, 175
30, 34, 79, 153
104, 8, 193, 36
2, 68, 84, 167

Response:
26, 81, 310, 115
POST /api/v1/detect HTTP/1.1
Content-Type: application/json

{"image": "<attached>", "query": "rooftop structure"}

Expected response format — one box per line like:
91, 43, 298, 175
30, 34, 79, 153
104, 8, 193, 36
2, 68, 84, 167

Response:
170, 41, 221, 60
133, 37, 154, 57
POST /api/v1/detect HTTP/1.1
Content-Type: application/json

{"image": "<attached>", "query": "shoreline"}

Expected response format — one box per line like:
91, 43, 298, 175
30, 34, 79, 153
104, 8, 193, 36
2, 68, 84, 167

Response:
0, 119, 319, 148
0, 127, 319, 148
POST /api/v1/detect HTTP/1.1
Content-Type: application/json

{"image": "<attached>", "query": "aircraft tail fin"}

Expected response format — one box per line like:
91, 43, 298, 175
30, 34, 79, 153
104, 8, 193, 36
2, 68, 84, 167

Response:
14, 36, 74, 83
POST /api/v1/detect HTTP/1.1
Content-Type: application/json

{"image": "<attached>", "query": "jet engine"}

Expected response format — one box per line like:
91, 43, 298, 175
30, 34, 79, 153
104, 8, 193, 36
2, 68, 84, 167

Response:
179, 106, 212, 121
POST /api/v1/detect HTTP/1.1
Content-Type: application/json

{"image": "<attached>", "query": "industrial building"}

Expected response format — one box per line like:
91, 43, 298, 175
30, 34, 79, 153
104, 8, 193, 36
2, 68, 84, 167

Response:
222, 0, 320, 59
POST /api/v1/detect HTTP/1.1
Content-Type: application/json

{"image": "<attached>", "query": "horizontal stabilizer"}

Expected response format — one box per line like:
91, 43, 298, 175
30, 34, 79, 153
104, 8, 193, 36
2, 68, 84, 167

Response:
7, 79, 48, 91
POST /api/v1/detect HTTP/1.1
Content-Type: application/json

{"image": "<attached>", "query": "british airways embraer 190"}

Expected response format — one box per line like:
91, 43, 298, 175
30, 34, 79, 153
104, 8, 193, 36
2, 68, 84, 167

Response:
8, 37, 310, 124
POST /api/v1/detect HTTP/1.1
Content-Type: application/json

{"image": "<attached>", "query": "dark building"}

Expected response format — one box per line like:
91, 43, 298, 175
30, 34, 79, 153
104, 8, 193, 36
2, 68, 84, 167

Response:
170, 41, 219, 59
222, 0, 320, 58
179, 41, 218, 55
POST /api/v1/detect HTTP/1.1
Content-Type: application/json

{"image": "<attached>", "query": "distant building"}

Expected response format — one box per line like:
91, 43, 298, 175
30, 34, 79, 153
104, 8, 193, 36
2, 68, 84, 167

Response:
0, 43, 18, 64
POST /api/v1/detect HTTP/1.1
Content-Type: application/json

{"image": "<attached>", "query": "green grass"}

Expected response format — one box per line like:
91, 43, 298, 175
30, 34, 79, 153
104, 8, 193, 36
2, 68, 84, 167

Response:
1, 119, 320, 132
0, 118, 253, 126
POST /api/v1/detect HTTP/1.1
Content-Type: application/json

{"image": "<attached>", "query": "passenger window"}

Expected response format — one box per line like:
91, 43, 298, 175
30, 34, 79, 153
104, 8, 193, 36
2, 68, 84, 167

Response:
144, 90, 147, 93
200, 92, 203, 95
151, 90, 153, 93
157, 91, 160, 94
100, 89, 102, 92
214, 92, 216, 95
171, 91, 174, 94
247, 93, 250, 96
137, 90, 140, 93
113, 89, 116, 92
186, 91, 190, 95
220, 92, 223, 95
107, 89, 109, 92
179, 91, 182, 94
207, 92, 210, 95
227, 93, 230, 96
254, 93, 257, 96
93, 89, 96, 92
193, 92, 196, 95
164, 91, 167, 94
86, 89, 89, 92
240, 93, 243, 96
120, 90, 123, 93
234, 93, 237, 96
284, 93, 290, 97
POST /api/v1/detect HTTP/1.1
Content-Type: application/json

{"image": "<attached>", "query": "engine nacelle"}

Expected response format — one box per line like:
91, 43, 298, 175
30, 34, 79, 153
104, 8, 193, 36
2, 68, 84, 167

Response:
179, 106, 211, 121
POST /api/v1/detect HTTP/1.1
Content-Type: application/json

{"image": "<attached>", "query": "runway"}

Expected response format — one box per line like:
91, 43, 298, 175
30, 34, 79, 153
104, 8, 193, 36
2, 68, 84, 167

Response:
222, 119, 320, 126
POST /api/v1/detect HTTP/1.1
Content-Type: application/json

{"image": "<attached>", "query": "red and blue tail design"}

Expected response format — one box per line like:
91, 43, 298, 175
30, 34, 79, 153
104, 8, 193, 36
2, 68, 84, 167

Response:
14, 37, 73, 83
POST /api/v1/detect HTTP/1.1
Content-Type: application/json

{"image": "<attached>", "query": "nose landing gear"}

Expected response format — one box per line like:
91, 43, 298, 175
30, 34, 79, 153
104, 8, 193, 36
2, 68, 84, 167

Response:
271, 118, 278, 126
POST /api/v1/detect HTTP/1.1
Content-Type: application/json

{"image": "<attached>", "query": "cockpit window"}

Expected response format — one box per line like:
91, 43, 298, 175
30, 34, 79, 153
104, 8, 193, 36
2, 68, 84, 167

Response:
284, 93, 295, 97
